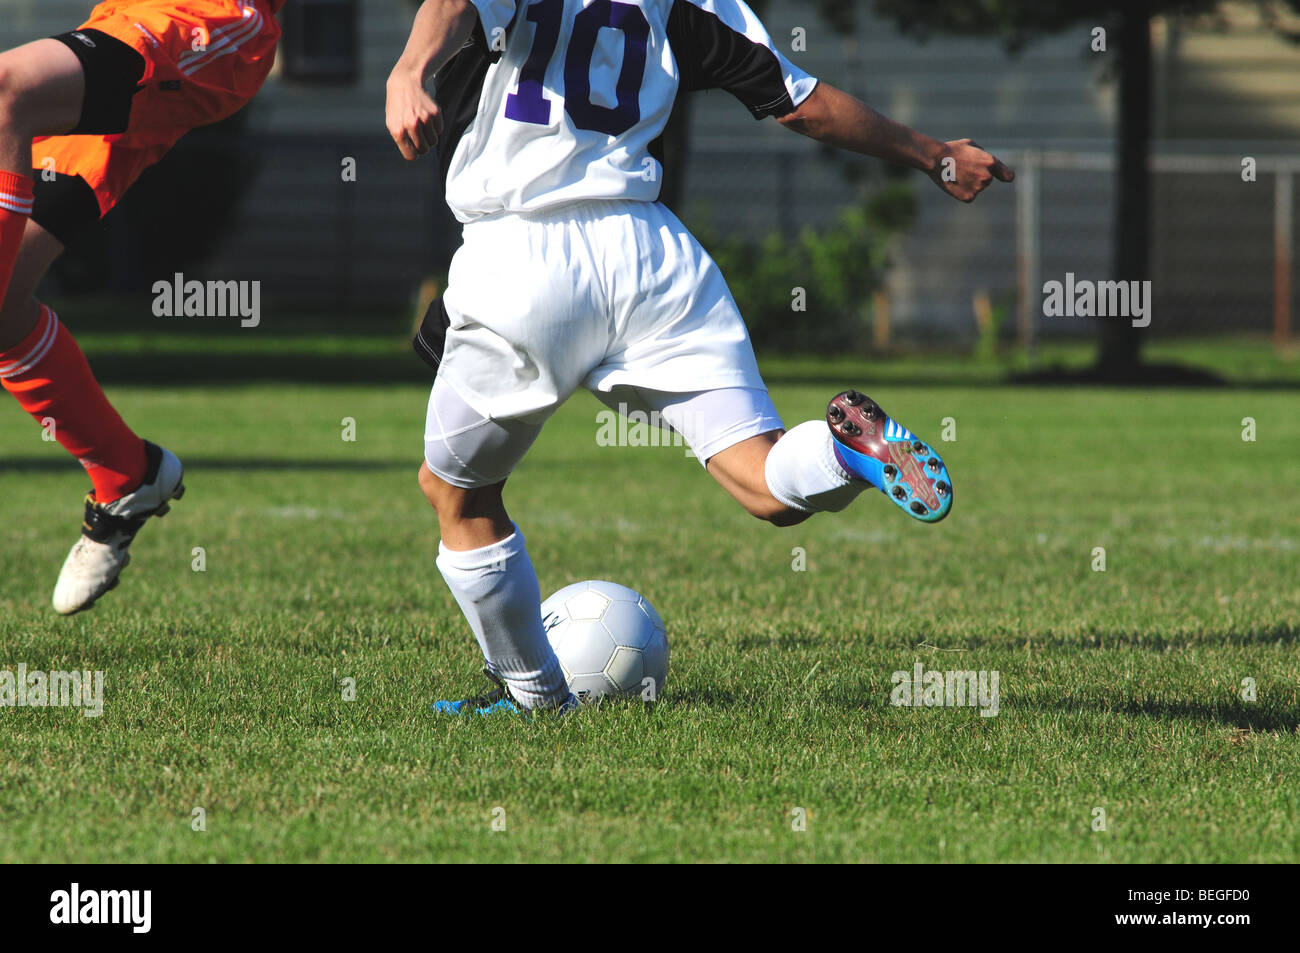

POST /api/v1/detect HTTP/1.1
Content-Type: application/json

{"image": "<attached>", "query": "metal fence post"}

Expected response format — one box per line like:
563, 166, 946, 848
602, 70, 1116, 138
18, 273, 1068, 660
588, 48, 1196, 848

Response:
1275, 165, 1293, 351
1016, 150, 1041, 363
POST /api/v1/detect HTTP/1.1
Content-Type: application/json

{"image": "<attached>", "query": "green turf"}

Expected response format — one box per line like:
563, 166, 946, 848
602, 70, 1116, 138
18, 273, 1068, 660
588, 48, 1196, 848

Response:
0, 349, 1296, 862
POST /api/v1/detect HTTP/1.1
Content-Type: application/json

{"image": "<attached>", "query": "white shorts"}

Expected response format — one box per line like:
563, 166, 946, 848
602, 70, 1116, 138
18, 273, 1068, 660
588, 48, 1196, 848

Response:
423, 199, 781, 488
425, 377, 784, 489
437, 199, 768, 422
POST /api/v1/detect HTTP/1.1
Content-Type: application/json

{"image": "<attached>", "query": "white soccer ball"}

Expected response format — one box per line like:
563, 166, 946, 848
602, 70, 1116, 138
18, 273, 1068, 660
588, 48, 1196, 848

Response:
541, 580, 669, 703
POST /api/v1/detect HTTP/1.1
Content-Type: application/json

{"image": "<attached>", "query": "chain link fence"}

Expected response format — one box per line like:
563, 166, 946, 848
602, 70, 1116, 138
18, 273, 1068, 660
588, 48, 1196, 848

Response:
683, 141, 1298, 346
1011, 150, 1296, 347
43, 131, 1299, 351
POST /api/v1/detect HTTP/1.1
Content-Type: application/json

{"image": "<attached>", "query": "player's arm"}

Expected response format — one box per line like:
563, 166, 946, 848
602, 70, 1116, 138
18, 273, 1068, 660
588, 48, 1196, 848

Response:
386, 0, 479, 161
778, 83, 1015, 204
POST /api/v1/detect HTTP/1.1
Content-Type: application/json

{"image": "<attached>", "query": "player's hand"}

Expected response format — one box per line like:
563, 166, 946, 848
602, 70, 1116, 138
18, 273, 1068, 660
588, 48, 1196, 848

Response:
386, 70, 444, 161
929, 139, 1015, 203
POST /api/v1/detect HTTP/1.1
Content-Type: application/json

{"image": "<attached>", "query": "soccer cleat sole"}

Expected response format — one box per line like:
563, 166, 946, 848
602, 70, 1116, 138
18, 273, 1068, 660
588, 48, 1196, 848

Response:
826, 390, 953, 524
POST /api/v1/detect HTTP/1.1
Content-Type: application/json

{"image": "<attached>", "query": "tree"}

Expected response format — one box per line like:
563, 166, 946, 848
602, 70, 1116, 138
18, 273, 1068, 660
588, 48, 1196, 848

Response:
872, 0, 1300, 379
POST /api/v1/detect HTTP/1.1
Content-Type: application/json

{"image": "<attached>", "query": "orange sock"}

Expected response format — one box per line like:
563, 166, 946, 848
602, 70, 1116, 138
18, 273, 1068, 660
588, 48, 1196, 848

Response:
0, 171, 35, 305
1, 304, 147, 502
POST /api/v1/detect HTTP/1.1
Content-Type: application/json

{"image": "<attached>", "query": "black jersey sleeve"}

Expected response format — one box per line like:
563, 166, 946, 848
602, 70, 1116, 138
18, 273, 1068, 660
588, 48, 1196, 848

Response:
432, 19, 505, 189
667, 0, 818, 120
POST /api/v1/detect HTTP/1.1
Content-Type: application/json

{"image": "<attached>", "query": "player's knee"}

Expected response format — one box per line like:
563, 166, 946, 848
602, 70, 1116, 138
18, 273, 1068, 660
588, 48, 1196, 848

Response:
417, 463, 450, 511
418, 467, 472, 521
0, 43, 86, 137
418, 463, 505, 521
0, 295, 41, 350
0, 60, 20, 124
0, 57, 38, 132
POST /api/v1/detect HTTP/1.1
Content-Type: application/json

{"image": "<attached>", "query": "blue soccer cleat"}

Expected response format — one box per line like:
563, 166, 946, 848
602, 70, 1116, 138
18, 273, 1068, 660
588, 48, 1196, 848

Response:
431, 666, 521, 717
826, 390, 953, 524
431, 666, 576, 717
431, 695, 521, 717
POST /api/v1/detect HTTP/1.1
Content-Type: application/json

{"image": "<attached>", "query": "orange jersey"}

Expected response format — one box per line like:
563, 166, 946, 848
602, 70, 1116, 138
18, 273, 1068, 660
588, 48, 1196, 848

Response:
33, 1, 282, 218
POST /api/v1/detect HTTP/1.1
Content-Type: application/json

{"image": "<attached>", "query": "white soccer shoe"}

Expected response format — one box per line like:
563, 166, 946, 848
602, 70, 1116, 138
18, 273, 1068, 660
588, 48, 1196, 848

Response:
52, 442, 186, 616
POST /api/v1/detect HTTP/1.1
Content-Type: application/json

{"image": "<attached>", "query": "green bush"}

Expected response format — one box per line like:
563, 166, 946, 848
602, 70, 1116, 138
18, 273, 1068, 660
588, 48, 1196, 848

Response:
691, 181, 916, 353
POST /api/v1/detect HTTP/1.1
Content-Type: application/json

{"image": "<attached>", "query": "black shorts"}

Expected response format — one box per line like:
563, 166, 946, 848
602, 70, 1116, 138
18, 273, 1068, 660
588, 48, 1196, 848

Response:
414, 297, 452, 372
31, 29, 147, 246
50, 28, 147, 136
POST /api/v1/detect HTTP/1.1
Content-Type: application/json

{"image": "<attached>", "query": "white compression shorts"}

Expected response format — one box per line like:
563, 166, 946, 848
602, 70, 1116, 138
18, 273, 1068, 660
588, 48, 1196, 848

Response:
424, 375, 784, 489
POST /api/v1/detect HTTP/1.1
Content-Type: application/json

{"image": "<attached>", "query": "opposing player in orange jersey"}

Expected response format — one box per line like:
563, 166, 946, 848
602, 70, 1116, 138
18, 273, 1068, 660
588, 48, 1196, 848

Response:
0, 1, 284, 614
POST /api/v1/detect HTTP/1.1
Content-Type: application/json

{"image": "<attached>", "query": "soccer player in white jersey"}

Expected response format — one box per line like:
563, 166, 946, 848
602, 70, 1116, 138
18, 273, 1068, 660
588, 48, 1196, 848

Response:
386, 0, 1014, 714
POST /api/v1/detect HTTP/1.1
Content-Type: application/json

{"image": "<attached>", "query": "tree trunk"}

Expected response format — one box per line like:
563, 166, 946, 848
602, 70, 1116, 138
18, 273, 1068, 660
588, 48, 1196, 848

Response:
1097, 2, 1152, 377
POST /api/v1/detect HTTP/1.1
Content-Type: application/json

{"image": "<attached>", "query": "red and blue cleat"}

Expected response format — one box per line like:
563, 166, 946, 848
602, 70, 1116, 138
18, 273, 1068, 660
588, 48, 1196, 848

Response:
826, 390, 953, 524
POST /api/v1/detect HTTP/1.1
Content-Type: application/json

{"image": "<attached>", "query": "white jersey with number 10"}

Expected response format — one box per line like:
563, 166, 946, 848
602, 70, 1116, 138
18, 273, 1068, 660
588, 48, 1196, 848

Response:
442, 0, 818, 223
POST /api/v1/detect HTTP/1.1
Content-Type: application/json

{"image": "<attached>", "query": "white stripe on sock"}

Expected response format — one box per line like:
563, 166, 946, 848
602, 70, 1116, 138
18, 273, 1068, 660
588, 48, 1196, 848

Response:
0, 308, 58, 380
0, 194, 34, 215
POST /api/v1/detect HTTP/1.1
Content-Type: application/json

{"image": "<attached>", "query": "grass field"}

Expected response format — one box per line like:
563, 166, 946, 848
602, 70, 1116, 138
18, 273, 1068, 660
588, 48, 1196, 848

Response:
0, 338, 1297, 863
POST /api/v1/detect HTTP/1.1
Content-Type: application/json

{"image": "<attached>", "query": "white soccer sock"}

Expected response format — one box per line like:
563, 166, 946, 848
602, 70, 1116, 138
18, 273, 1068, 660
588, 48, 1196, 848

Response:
764, 420, 869, 514
436, 526, 570, 710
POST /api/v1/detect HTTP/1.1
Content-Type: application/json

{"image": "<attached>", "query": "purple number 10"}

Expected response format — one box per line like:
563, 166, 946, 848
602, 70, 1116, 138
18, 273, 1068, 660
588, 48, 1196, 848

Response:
504, 0, 650, 137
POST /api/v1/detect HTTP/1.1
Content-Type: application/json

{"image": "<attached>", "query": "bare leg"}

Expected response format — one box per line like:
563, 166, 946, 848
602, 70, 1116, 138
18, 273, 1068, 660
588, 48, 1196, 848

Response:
704, 430, 814, 528
418, 463, 570, 710
0, 39, 86, 173
0, 39, 84, 336
0, 221, 65, 347
417, 464, 513, 550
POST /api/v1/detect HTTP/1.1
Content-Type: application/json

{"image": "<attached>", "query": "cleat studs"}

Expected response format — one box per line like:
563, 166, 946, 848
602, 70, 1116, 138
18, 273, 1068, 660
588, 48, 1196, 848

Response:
892, 486, 907, 501
936, 481, 950, 498
842, 421, 861, 437
910, 502, 928, 516
884, 464, 898, 480
927, 457, 941, 472
828, 405, 845, 422
912, 441, 926, 454
844, 391, 864, 406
